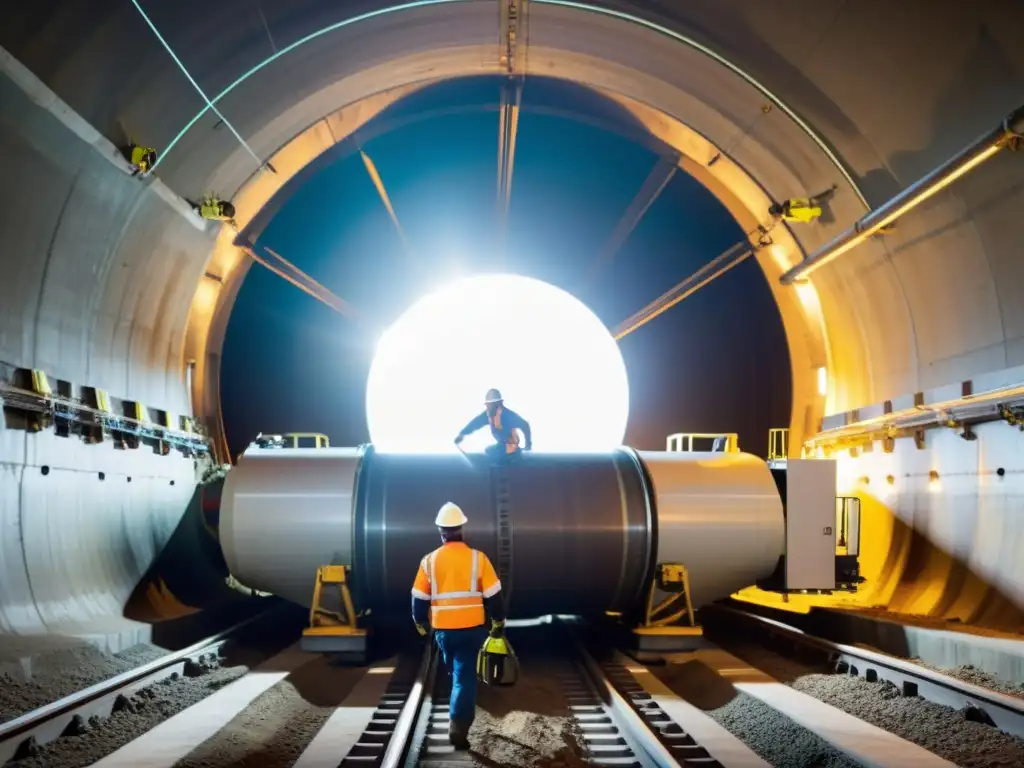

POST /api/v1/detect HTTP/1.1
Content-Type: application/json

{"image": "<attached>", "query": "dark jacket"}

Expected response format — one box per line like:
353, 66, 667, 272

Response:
457, 406, 532, 450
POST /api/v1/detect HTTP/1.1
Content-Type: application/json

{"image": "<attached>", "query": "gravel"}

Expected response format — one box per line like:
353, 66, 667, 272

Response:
910, 659, 1024, 700
174, 655, 369, 768
9, 653, 250, 768
0, 638, 167, 723
723, 641, 1024, 768
468, 661, 587, 767
651, 657, 862, 768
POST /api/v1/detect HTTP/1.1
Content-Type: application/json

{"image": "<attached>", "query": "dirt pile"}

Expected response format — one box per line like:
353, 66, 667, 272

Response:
469, 668, 586, 767
12, 660, 248, 768
0, 640, 166, 723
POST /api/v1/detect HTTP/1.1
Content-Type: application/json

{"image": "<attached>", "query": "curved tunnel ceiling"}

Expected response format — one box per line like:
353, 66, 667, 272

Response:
176, 0, 863, 460
2, 0, 1023, 638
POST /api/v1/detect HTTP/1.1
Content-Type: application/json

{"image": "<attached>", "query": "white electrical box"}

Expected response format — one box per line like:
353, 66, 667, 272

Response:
784, 459, 837, 590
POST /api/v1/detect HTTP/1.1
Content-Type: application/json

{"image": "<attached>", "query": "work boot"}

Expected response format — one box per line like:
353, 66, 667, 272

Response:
449, 719, 470, 750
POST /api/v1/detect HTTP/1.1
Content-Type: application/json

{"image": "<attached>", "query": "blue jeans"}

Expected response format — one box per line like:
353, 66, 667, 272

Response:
434, 626, 487, 725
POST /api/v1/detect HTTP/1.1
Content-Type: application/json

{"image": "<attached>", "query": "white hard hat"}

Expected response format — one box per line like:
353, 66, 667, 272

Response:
484, 388, 503, 404
436, 502, 468, 528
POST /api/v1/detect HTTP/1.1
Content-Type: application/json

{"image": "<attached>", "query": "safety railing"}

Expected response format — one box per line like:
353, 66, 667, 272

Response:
835, 496, 861, 557
665, 432, 739, 453
767, 427, 789, 468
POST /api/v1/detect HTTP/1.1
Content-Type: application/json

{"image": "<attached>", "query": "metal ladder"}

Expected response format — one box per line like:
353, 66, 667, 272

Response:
490, 463, 513, 607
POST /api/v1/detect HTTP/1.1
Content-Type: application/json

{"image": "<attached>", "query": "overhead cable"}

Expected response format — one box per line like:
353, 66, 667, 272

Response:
130, 0, 264, 172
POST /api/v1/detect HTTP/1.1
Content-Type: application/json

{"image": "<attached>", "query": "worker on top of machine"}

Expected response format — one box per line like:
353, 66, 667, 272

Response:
769, 184, 838, 224
127, 144, 157, 176
411, 502, 506, 750
769, 197, 823, 224
454, 388, 532, 460
192, 195, 237, 227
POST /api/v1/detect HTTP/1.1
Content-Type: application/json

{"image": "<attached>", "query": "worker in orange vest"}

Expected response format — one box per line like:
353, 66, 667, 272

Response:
454, 388, 532, 461
411, 502, 506, 749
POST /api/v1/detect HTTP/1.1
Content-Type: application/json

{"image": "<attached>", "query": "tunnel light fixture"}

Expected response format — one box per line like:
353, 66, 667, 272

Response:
781, 103, 1024, 285
817, 366, 828, 396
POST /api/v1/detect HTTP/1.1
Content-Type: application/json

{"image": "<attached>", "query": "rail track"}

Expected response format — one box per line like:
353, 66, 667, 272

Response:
327, 620, 765, 768
0, 613, 270, 765
707, 604, 1024, 740
10, 612, 1024, 767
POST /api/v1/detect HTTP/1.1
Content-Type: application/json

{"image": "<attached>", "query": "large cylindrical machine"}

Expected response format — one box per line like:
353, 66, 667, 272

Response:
219, 446, 785, 619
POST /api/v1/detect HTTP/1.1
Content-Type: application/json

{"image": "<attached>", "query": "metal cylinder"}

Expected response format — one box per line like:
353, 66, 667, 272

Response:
639, 450, 785, 608
220, 446, 362, 607
219, 446, 785, 620
354, 448, 652, 618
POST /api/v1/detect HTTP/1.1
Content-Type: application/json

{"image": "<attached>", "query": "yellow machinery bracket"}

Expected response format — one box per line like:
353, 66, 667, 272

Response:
639, 563, 695, 629
304, 565, 366, 638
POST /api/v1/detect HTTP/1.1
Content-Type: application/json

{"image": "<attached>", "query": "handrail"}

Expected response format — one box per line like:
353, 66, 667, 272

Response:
806, 382, 1024, 449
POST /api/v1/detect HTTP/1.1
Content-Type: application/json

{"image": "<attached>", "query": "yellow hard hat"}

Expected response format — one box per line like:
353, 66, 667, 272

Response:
436, 502, 468, 528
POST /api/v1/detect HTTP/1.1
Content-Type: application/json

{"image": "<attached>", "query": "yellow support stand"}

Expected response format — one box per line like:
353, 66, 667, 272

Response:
627, 563, 707, 652
301, 565, 368, 660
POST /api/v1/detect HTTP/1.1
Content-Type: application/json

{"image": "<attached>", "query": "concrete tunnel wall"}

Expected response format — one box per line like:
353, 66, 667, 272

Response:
0, 0, 1023, 644
0, 71, 206, 646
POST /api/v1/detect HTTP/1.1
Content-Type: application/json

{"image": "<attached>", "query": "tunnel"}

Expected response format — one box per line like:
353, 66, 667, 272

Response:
1, 1, 1023, 657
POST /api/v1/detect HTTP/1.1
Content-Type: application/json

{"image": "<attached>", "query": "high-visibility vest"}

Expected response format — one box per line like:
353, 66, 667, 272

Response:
783, 199, 821, 223
200, 201, 228, 220
489, 407, 521, 454
411, 542, 502, 630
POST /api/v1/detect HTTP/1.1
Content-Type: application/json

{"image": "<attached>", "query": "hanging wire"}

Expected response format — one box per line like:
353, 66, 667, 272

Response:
129, 0, 264, 171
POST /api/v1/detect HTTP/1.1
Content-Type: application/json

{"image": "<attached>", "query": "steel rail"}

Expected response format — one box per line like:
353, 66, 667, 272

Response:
381, 640, 436, 768
711, 605, 1024, 740
0, 612, 268, 761
572, 636, 684, 767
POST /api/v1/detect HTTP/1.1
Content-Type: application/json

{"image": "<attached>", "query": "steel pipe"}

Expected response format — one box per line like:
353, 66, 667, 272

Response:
220, 446, 784, 620
780, 103, 1024, 285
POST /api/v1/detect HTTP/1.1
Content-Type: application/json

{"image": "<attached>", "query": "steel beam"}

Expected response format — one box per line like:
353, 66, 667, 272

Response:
582, 155, 678, 291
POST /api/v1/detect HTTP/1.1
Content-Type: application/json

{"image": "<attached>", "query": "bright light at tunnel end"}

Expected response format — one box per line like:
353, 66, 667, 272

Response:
366, 274, 630, 453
